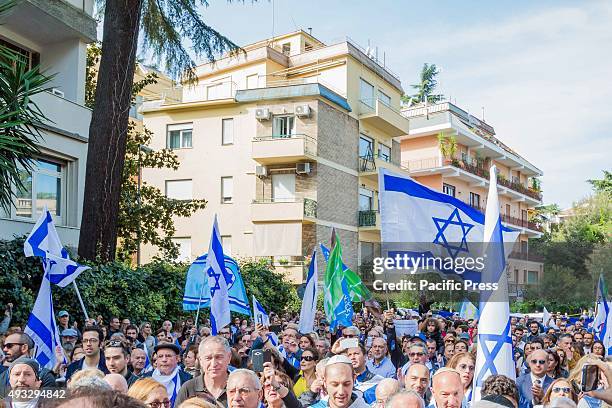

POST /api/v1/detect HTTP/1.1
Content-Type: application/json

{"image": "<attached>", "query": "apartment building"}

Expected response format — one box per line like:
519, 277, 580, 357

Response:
400, 102, 544, 299
0, 0, 96, 248
140, 30, 411, 283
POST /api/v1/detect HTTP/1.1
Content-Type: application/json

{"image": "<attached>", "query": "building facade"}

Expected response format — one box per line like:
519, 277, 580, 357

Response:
0, 0, 96, 248
141, 30, 411, 282
400, 102, 544, 298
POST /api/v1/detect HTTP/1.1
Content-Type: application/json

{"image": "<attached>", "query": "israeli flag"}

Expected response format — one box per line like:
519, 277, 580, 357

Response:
298, 249, 318, 334
142, 341, 153, 373
183, 253, 250, 316
472, 166, 517, 401
594, 275, 612, 354
206, 215, 231, 335
24, 209, 89, 287
459, 299, 479, 320
379, 169, 519, 281
252, 295, 270, 326
24, 275, 64, 369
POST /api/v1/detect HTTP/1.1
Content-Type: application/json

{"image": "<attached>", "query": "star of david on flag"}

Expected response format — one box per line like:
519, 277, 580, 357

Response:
432, 208, 474, 258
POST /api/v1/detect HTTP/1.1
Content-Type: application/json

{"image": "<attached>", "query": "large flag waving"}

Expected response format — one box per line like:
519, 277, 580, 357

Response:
473, 166, 518, 401
324, 234, 354, 331
459, 299, 479, 320
378, 169, 519, 280
299, 248, 319, 334
594, 275, 612, 354
320, 244, 371, 302
206, 215, 231, 334
183, 253, 250, 316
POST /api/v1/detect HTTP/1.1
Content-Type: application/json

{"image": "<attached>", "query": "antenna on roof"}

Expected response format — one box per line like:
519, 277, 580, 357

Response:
308, 27, 312, 36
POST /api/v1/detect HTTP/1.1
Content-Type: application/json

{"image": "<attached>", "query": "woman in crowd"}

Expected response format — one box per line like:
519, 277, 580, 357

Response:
264, 371, 296, 408
448, 352, 476, 404
537, 378, 578, 407
139, 322, 156, 351
567, 355, 606, 408
183, 344, 200, 378
298, 334, 317, 351
454, 339, 469, 354
556, 347, 570, 376
292, 347, 319, 397
128, 378, 171, 408
547, 349, 568, 379
591, 341, 606, 358
419, 317, 443, 350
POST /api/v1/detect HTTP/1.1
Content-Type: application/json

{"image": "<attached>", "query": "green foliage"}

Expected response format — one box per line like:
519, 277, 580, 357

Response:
1, 237, 299, 327
402, 63, 444, 105
437, 133, 457, 160
85, 42, 101, 109
0, 39, 54, 212
588, 170, 612, 195
522, 264, 593, 311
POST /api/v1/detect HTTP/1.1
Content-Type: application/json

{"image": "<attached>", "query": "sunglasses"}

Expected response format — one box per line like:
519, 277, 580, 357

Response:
148, 400, 171, 408
552, 387, 571, 393
343, 334, 357, 338
2, 343, 24, 349
530, 359, 546, 365
301, 355, 316, 362
409, 352, 425, 357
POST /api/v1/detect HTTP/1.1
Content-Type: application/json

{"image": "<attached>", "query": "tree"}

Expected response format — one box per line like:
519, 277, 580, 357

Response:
78, 0, 240, 262
0, 2, 53, 212
588, 170, 612, 195
402, 63, 444, 105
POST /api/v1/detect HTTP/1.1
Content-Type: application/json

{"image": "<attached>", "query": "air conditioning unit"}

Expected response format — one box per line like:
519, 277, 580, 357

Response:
296, 162, 311, 174
295, 104, 311, 118
51, 88, 64, 98
255, 165, 268, 177
255, 108, 271, 120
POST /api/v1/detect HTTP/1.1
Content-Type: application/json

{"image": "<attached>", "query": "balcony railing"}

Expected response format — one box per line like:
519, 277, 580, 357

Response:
402, 155, 542, 201
252, 198, 318, 219
464, 201, 543, 232
359, 156, 376, 172
253, 133, 317, 157
358, 210, 378, 227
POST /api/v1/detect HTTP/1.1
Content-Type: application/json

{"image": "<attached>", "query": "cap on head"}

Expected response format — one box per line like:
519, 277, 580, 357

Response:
61, 328, 78, 337
9, 357, 40, 379
58, 310, 69, 318
154, 343, 180, 355
325, 354, 353, 367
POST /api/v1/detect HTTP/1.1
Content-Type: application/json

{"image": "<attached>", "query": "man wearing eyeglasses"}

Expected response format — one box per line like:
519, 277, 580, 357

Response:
66, 326, 109, 382
104, 340, 139, 388
345, 344, 383, 404
516, 349, 552, 408
278, 326, 301, 369
226, 368, 262, 408
143, 342, 192, 407
366, 337, 396, 379
400, 343, 431, 379
0, 333, 57, 397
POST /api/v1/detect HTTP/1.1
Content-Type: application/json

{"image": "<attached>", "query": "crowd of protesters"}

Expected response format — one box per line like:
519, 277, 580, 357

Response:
2, 302, 612, 408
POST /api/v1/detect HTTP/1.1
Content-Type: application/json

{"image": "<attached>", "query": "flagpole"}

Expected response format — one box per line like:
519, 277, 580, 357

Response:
72, 282, 89, 321
194, 283, 205, 329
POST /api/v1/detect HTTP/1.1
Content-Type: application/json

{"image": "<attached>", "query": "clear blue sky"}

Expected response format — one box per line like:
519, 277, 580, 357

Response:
145, 0, 612, 209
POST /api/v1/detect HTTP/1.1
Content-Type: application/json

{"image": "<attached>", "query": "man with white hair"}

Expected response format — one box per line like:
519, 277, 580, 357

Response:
142, 342, 192, 406
373, 378, 400, 408
104, 373, 128, 393
227, 368, 262, 408
429, 368, 464, 408
386, 390, 426, 408
175, 335, 231, 406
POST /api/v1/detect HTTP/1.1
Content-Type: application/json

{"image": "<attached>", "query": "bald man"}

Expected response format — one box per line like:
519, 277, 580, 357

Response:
104, 373, 128, 393
405, 363, 431, 404
516, 348, 552, 408
386, 390, 425, 408
374, 378, 400, 408
431, 368, 464, 408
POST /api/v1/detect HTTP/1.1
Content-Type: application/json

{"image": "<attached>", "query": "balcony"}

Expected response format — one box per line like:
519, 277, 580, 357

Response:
358, 210, 380, 229
251, 198, 317, 223
252, 134, 317, 165
463, 201, 543, 234
403, 156, 542, 204
32, 91, 91, 140
358, 155, 410, 183
359, 99, 410, 137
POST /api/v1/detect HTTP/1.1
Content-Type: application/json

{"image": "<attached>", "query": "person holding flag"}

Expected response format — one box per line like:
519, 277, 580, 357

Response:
299, 248, 319, 335
323, 230, 355, 332
205, 215, 231, 335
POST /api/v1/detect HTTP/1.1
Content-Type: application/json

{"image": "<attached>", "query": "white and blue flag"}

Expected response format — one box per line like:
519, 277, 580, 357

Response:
206, 215, 231, 335
23, 210, 87, 369
183, 253, 250, 316
252, 295, 270, 326
24, 209, 89, 287
379, 169, 519, 281
594, 275, 612, 354
472, 166, 517, 401
459, 299, 479, 320
298, 249, 319, 334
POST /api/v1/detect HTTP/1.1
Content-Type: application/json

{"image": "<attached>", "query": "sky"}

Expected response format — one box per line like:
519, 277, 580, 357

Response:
141, 0, 612, 209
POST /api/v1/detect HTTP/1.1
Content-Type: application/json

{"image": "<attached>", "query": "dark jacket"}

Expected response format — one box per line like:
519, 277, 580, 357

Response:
125, 371, 140, 388
175, 374, 226, 407
516, 374, 553, 408
65, 353, 109, 381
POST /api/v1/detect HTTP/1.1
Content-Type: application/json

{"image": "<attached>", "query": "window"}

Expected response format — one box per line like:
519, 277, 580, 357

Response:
246, 74, 258, 89
206, 79, 231, 100
505, 204, 511, 217
0, 38, 40, 70
527, 270, 538, 284
378, 143, 391, 162
360, 241, 375, 264
282, 43, 291, 56
378, 90, 391, 107
273, 115, 295, 137
272, 174, 295, 202
167, 123, 193, 149
15, 159, 64, 223
221, 177, 233, 203
172, 237, 192, 262
469, 192, 481, 209
165, 180, 192, 200
304, 42, 313, 52
514, 269, 519, 283
359, 188, 374, 211
521, 210, 528, 222
443, 183, 456, 198
221, 235, 232, 256
359, 135, 374, 159
360, 78, 375, 108
521, 240, 528, 254
222, 118, 234, 145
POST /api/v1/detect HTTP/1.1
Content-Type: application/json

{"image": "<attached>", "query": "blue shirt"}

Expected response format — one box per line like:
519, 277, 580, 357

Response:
366, 357, 396, 378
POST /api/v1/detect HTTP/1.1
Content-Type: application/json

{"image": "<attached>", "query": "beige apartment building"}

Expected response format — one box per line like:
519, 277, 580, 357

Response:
400, 102, 544, 299
140, 30, 411, 283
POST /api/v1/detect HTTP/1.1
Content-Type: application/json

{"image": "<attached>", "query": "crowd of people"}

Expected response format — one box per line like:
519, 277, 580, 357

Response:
2, 302, 612, 408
